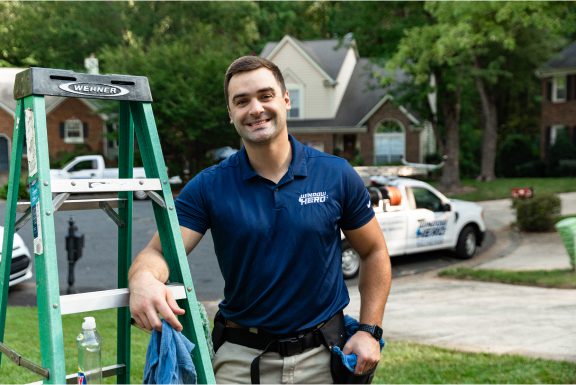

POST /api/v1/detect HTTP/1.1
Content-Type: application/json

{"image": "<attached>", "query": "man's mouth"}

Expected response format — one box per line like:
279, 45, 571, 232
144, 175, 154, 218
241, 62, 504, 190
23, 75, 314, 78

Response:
246, 118, 272, 128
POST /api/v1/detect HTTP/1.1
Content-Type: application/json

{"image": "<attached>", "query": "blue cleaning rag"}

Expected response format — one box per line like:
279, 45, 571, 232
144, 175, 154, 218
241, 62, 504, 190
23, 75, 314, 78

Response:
143, 320, 197, 384
331, 315, 385, 372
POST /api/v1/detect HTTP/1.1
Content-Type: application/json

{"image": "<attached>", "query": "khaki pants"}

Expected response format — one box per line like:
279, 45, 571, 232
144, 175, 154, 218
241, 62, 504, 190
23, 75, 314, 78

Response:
213, 341, 333, 384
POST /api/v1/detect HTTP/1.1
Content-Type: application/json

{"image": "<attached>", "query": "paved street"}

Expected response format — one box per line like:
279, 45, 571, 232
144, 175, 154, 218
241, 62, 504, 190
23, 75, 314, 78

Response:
4, 199, 482, 306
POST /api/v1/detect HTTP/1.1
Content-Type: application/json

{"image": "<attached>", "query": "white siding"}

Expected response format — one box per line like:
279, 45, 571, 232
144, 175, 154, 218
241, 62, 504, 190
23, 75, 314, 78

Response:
333, 48, 357, 115
269, 42, 335, 119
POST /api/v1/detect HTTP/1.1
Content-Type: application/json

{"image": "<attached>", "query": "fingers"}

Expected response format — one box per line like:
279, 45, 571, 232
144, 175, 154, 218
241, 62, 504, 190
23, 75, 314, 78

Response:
157, 290, 184, 332
343, 332, 381, 376
166, 288, 186, 316
129, 273, 184, 332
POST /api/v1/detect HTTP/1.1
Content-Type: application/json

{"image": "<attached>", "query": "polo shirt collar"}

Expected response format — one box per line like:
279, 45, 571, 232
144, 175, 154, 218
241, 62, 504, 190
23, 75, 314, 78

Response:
239, 134, 308, 181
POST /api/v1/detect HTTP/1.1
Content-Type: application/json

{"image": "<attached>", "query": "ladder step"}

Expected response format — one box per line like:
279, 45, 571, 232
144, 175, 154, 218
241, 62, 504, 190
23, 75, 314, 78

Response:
16, 197, 125, 213
65, 364, 126, 384
60, 284, 186, 315
51, 178, 162, 194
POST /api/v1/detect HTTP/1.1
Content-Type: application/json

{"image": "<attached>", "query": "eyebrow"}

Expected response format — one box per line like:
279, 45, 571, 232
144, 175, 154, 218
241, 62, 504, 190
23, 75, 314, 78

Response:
231, 87, 276, 103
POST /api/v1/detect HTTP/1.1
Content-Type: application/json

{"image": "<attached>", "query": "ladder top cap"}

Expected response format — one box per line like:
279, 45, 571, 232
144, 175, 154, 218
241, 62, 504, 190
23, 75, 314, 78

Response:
14, 67, 153, 102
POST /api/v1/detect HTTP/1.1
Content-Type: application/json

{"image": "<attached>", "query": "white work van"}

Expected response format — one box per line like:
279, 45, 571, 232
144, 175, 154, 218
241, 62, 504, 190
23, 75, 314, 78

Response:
342, 177, 486, 279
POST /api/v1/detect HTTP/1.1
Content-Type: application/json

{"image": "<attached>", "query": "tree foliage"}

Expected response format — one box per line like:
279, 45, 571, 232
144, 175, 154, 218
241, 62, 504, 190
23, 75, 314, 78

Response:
386, 2, 575, 188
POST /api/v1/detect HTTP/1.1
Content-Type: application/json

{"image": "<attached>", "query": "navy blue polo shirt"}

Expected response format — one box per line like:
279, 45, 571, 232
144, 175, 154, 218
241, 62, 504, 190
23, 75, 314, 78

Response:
175, 135, 374, 334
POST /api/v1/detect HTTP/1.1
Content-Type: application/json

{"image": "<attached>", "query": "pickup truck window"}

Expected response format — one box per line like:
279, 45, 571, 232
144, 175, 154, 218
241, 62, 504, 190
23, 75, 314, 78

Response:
412, 187, 443, 212
69, 160, 96, 172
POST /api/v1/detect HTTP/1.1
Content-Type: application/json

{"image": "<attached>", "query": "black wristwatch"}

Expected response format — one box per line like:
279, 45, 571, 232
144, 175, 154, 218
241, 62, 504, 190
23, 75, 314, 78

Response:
357, 323, 383, 341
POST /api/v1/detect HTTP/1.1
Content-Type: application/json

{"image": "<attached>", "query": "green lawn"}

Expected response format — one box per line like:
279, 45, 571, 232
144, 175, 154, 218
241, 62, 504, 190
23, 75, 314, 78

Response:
375, 340, 576, 384
439, 268, 576, 289
2, 307, 575, 384
0, 307, 149, 384
436, 177, 576, 201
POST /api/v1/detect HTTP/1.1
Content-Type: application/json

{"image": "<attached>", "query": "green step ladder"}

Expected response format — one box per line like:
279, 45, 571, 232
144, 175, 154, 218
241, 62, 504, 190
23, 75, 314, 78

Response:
0, 68, 215, 384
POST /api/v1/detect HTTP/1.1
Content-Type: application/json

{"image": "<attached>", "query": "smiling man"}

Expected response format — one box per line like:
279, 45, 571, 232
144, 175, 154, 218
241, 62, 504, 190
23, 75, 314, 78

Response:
128, 56, 392, 384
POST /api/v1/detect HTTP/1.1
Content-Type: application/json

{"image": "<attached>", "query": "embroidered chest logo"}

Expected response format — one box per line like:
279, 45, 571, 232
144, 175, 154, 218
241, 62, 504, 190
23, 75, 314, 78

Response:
299, 191, 328, 205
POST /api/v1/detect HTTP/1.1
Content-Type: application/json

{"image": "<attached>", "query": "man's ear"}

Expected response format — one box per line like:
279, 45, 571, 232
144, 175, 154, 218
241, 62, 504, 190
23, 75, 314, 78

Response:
284, 91, 291, 110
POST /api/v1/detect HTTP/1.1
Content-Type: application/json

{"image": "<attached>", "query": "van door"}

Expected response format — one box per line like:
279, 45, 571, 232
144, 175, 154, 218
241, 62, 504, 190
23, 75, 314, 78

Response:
405, 186, 455, 253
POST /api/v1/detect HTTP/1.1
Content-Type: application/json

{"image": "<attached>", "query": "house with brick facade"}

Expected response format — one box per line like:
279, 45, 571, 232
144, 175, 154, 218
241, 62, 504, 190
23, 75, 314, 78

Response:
537, 41, 576, 160
260, 35, 435, 166
0, 67, 114, 177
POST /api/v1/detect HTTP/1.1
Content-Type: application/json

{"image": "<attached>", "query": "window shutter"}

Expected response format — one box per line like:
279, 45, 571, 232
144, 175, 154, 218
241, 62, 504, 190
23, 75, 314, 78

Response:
546, 79, 552, 101
83, 122, 89, 138
567, 75, 575, 100
60, 122, 65, 138
545, 126, 551, 148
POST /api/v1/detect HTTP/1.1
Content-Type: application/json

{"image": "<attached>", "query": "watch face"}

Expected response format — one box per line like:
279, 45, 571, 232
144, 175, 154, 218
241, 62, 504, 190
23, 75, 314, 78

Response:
373, 325, 383, 340
359, 324, 382, 340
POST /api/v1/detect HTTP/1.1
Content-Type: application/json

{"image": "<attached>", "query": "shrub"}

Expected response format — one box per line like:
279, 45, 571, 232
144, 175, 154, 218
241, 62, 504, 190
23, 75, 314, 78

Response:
0, 179, 30, 200
515, 193, 561, 232
496, 134, 537, 177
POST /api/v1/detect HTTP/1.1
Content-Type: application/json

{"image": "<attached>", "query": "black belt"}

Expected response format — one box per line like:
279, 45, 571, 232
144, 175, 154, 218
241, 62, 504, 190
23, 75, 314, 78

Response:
217, 311, 345, 384
223, 324, 326, 356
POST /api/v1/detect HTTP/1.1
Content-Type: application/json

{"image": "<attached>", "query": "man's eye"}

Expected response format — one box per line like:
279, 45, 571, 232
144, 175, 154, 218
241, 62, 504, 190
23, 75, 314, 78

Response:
261, 94, 273, 100
235, 99, 248, 106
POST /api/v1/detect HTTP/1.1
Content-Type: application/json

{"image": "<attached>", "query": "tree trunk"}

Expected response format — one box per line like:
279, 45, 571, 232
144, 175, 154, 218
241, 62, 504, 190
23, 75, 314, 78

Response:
475, 60, 498, 181
439, 87, 461, 192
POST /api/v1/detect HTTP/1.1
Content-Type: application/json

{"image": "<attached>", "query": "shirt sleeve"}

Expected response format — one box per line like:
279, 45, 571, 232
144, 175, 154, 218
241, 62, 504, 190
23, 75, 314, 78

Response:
339, 163, 375, 230
175, 172, 211, 234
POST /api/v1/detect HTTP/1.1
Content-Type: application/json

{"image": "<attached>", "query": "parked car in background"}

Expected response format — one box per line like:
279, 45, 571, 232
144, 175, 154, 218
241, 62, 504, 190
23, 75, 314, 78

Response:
342, 177, 486, 279
0, 227, 32, 287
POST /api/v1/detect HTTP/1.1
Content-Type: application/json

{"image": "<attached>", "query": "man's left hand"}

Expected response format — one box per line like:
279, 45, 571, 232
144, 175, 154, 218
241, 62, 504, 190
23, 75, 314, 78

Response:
342, 331, 381, 375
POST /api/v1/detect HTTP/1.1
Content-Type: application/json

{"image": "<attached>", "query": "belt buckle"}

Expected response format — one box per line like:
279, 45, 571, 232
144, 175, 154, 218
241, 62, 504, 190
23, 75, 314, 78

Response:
277, 335, 303, 357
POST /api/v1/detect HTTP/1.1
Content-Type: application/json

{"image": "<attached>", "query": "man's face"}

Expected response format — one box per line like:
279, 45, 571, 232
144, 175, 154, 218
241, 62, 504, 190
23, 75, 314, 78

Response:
227, 68, 291, 145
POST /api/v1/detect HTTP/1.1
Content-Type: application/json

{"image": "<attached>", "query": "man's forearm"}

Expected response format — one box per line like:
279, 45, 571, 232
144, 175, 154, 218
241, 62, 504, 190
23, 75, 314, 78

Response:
128, 234, 169, 283
358, 249, 391, 326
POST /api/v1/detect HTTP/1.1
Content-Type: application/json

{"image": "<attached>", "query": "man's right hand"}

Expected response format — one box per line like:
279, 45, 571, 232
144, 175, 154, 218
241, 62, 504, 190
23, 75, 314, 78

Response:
129, 270, 185, 332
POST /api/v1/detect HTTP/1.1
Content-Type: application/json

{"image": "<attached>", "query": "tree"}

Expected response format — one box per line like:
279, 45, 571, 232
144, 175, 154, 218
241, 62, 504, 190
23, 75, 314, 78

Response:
100, 2, 261, 175
0, 2, 125, 69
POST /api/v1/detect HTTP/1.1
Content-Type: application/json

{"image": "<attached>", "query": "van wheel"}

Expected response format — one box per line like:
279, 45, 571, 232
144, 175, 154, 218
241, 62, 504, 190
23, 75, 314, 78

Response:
342, 240, 360, 279
455, 226, 477, 259
134, 190, 148, 200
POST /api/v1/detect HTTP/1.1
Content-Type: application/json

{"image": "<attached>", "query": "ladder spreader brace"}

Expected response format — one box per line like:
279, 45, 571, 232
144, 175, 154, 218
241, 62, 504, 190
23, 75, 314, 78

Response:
0, 67, 215, 384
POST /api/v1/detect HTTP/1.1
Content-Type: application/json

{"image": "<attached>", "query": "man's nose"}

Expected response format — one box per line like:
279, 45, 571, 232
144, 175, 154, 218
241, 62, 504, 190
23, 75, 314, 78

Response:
249, 99, 264, 116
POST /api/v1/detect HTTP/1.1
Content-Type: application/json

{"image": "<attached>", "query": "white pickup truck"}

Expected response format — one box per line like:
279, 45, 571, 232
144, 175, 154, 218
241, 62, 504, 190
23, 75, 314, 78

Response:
342, 177, 486, 279
50, 155, 181, 200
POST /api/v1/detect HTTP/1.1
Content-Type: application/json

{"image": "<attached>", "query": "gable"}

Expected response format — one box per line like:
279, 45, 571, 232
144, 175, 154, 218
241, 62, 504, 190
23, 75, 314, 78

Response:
538, 41, 576, 77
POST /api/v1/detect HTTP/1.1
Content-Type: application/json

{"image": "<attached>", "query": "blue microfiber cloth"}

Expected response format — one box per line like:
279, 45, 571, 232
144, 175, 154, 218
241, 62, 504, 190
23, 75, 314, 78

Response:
143, 320, 197, 384
331, 315, 385, 372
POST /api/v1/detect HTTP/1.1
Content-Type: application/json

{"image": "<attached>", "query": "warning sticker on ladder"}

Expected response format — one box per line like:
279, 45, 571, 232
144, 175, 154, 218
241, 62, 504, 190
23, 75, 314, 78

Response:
30, 179, 43, 255
25, 108, 38, 177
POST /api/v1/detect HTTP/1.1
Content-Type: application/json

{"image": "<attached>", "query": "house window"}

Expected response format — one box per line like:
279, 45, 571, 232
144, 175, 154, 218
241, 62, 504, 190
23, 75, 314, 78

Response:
553, 76, 567, 102
550, 125, 566, 145
287, 85, 302, 119
63, 119, 84, 144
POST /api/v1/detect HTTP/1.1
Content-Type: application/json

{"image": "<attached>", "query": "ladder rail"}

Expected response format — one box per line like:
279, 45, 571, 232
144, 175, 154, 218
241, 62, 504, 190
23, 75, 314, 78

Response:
0, 100, 26, 367
25, 95, 68, 383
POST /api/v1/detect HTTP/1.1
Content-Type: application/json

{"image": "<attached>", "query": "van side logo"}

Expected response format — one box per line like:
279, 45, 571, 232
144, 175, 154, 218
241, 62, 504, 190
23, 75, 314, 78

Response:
58, 82, 129, 97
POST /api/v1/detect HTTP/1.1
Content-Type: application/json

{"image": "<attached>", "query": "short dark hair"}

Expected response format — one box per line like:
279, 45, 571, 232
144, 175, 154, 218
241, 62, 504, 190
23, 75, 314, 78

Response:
224, 56, 286, 105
